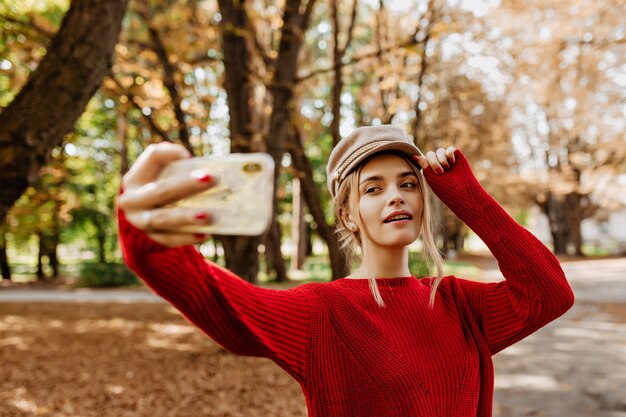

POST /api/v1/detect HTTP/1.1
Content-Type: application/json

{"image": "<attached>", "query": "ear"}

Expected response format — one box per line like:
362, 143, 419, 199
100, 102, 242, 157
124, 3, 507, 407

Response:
340, 210, 359, 232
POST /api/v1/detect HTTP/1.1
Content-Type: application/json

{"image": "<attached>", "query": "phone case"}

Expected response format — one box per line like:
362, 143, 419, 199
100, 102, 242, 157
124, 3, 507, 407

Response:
157, 153, 275, 236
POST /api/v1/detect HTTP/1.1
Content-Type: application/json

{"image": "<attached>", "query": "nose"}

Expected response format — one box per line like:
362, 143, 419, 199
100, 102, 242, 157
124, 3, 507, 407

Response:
387, 187, 405, 206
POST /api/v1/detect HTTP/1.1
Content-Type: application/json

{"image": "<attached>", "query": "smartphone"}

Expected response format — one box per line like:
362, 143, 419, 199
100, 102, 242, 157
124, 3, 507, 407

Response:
156, 153, 275, 236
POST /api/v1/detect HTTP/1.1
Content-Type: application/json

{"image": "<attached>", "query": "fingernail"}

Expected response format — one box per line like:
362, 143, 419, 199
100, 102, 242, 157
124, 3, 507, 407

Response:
194, 233, 207, 240
195, 212, 210, 221
436, 167, 444, 174
194, 173, 213, 183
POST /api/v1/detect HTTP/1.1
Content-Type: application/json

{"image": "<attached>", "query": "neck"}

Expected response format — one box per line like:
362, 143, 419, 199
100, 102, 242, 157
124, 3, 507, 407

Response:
349, 244, 411, 279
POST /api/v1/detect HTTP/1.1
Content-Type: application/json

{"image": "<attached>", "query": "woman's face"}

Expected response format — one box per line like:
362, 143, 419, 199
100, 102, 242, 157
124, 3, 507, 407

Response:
350, 153, 424, 250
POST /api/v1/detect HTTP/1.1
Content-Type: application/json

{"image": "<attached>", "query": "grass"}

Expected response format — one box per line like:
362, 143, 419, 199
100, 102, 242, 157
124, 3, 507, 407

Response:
4, 253, 486, 289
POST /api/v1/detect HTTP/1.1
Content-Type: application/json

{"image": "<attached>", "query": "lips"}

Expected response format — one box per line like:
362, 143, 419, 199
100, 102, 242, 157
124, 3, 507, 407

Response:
383, 210, 413, 223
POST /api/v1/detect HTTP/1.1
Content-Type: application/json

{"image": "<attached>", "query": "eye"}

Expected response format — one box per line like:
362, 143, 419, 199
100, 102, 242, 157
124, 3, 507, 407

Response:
401, 181, 417, 189
364, 185, 380, 194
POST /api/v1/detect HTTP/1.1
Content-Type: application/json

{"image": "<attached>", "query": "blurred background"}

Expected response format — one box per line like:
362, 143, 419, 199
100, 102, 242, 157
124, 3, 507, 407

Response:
0, 0, 624, 416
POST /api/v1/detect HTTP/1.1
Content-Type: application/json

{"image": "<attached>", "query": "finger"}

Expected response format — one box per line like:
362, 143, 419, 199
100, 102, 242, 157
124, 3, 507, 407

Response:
436, 148, 450, 169
426, 151, 443, 174
146, 231, 210, 248
123, 142, 192, 188
446, 146, 456, 164
126, 207, 213, 232
411, 155, 428, 170
118, 170, 216, 211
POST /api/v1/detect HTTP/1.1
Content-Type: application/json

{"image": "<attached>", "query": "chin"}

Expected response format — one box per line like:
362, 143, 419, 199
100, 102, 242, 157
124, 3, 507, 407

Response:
380, 233, 418, 248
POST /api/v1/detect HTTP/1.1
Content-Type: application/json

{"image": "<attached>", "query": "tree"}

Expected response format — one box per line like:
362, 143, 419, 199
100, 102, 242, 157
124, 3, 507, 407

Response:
255, 0, 318, 282
0, 0, 128, 222
491, 0, 626, 254
215, 0, 263, 283
0, 219, 10, 280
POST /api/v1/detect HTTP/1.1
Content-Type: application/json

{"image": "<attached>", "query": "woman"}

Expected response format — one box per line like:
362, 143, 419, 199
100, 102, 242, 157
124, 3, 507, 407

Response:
118, 125, 574, 416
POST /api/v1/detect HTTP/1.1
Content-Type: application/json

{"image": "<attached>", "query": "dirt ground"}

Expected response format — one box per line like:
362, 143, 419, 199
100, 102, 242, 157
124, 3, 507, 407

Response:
0, 302, 308, 417
2, 301, 626, 417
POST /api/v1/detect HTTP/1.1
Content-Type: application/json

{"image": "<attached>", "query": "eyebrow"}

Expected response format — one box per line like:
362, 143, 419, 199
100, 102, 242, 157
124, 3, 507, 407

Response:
360, 171, 417, 185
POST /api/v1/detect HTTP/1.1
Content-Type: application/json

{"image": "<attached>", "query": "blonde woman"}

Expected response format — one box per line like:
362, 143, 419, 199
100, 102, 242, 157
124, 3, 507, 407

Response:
118, 125, 574, 416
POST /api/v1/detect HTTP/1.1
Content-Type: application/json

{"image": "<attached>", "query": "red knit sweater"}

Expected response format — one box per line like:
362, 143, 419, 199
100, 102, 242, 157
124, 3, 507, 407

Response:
118, 150, 574, 417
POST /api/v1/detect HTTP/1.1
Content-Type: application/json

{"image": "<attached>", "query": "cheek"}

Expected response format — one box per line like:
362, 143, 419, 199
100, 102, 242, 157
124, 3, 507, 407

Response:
358, 198, 379, 227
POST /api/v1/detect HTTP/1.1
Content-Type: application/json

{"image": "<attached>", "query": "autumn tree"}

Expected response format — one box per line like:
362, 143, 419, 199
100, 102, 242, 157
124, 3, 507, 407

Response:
0, 0, 128, 222
490, 0, 626, 254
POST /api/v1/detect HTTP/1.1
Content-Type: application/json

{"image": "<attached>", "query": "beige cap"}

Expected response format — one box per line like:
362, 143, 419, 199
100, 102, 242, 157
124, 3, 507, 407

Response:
326, 125, 422, 198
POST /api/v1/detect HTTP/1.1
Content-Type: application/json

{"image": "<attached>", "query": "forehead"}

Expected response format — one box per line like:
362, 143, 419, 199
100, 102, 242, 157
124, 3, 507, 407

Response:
359, 153, 415, 176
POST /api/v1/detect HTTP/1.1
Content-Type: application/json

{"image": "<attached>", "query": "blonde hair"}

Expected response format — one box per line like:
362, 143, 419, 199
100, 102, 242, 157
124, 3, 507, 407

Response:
332, 151, 444, 308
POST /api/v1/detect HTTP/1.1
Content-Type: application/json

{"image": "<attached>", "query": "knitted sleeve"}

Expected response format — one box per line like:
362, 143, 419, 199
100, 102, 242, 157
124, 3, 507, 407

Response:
424, 150, 575, 355
117, 207, 310, 381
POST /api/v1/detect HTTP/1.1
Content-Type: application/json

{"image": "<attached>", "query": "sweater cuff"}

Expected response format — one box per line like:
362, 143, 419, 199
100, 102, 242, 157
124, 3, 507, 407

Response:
116, 191, 173, 271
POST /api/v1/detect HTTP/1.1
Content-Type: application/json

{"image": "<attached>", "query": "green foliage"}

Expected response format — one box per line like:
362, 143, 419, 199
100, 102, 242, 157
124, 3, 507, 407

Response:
62, 94, 124, 262
300, 255, 333, 281
514, 210, 529, 227
0, 0, 69, 106
409, 251, 431, 278
77, 262, 138, 288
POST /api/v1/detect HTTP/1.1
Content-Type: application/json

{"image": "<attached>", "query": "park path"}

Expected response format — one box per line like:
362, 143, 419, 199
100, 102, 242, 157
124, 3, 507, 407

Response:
488, 258, 626, 417
0, 287, 161, 303
0, 257, 625, 417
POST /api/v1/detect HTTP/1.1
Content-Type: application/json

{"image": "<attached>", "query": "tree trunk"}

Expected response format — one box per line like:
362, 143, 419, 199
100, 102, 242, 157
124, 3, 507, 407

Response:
567, 192, 589, 257
36, 231, 46, 280
410, 1, 436, 149
329, 0, 358, 146
287, 126, 350, 280
330, 62, 342, 147
266, 221, 286, 282
265, 0, 317, 282
290, 177, 307, 270
0, 225, 10, 281
47, 192, 62, 278
329, 0, 342, 147
118, 106, 129, 176
216, 0, 261, 283
95, 216, 108, 264
540, 191, 588, 256
545, 197, 569, 255
0, 0, 128, 223
47, 245, 60, 278
47, 233, 60, 278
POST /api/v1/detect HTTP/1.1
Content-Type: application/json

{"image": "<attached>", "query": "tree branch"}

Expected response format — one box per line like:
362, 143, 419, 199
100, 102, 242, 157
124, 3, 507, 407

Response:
135, 0, 194, 154
0, 13, 56, 39
297, 27, 423, 83
109, 75, 171, 143
247, 18, 276, 71
339, 0, 358, 56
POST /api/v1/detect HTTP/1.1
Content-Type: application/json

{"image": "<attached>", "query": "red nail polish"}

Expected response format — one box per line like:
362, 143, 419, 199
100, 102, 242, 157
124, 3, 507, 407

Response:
194, 233, 207, 240
195, 212, 209, 220
436, 167, 444, 174
195, 174, 212, 183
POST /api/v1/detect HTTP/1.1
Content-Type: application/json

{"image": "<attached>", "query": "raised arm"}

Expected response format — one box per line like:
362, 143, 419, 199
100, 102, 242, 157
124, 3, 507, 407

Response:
117, 143, 310, 381
415, 149, 575, 354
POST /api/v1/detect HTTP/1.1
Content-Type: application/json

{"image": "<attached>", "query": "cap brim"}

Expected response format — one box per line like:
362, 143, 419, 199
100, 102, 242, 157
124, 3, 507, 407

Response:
340, 141, 422, 182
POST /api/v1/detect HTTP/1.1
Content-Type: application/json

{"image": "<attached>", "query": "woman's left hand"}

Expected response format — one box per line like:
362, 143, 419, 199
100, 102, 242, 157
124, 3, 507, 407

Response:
412, 146, 457, 174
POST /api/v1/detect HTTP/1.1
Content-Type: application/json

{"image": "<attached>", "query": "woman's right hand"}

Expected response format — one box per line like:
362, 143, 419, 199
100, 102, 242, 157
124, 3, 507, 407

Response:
117, 142, 216, 247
